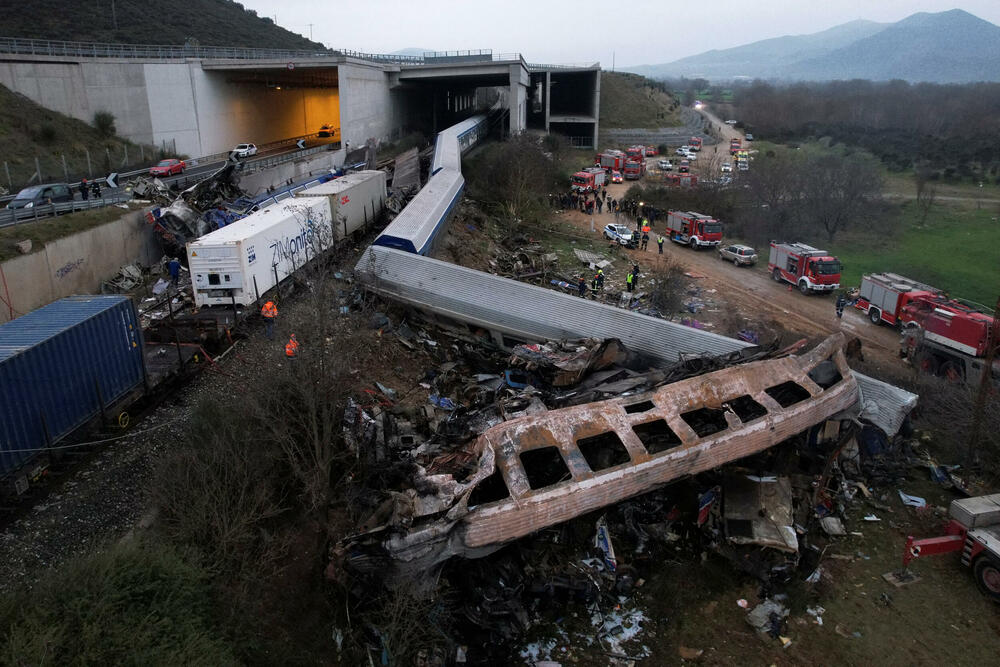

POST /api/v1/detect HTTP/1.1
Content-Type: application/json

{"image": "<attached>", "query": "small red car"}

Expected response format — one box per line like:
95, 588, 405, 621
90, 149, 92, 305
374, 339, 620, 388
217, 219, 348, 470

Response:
610, 170, 623, 183
149, 158, 185, 176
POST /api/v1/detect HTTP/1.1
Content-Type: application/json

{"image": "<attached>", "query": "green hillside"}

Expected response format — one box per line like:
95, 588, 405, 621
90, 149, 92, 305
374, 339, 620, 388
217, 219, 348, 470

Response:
0, 0, 323, 50
600, 72, 682, 129
0, 84, 155, 191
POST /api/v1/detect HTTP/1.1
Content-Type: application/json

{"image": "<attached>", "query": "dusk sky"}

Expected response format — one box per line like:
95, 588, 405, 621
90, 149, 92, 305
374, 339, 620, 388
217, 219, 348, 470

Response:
240, 1, 1000, 66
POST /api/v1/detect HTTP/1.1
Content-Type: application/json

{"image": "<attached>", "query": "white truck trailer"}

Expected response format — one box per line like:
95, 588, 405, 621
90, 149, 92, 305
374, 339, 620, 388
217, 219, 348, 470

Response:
188, 196, 332, 308
295, 170, 387, 241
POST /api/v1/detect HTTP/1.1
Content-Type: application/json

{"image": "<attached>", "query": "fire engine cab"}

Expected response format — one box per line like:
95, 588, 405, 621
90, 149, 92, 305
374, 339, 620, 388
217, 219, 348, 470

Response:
768, 242, 841, 295
665, 211, 723, 249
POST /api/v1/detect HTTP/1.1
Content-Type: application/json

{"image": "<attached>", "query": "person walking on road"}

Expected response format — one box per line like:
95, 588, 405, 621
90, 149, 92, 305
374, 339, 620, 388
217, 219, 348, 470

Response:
641, 233, 649, 251
261, 300, 278, 339
79, 179, 89, 200
596, 197, 603, 214
657, 236, 664, 254
285, 334, 299, 359
835, 293, 847, 319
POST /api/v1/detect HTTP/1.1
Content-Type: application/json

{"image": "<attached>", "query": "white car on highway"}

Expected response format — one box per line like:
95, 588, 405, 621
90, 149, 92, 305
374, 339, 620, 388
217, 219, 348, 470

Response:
231, 143, 258, 159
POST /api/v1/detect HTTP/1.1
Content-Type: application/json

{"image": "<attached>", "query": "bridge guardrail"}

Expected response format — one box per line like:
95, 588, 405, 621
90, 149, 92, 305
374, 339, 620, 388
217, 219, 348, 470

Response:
0, 193, 134, 228
0, 37, 423, 64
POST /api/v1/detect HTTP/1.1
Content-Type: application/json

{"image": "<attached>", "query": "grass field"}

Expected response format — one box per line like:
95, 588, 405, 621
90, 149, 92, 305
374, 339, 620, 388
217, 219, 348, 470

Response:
830, 200, 1000, 307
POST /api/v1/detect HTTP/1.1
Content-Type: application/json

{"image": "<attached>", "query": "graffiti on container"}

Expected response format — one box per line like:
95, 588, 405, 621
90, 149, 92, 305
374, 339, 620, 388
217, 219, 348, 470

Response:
55, 258, 85, 279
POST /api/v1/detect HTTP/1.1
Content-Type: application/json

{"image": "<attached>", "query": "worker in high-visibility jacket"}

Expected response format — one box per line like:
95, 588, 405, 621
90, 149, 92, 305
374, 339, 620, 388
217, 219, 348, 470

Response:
285, 334, 299, 359
261, 301, 278, 339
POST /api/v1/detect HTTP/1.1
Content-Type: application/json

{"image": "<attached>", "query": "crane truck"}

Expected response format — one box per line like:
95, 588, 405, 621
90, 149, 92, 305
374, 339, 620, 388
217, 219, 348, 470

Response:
902, 493, 1000, 602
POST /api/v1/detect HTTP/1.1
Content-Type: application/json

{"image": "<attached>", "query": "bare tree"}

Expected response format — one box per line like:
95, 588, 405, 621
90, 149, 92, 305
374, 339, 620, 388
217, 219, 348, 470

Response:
798, 152, 883, 241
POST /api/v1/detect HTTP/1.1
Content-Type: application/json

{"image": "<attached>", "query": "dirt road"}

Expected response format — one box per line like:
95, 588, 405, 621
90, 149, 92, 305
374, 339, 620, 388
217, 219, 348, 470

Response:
558, 183, 902, 365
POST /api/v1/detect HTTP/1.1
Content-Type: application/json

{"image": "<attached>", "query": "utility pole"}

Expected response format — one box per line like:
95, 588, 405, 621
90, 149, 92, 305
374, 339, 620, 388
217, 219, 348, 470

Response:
612, 51, 615, 72
307, 23, 314, 41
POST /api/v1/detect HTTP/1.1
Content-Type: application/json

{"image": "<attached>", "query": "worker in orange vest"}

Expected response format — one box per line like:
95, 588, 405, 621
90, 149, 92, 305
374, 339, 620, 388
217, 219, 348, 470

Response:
285, 334, 299, 359
261, 300, 278, 339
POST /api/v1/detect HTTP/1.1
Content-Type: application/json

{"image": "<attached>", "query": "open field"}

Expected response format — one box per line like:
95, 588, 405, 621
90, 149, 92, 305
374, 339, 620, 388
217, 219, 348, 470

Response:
830, 200, 1000, 307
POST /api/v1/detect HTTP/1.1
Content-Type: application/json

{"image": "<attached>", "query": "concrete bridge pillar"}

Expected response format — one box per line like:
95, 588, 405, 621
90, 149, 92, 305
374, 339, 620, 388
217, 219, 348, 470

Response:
508, 63, 529, 135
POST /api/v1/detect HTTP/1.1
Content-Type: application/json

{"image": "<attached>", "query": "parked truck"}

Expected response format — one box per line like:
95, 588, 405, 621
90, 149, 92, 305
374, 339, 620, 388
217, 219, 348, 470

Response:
730, 138, 742, 154
768, 242, 841, 295
595, 150, 626, 172
689, 137, 703, 151
665, 211, 723, 249
855, 272, 942, 326
626, 145, 647, 163
571, 167, 607, 192
902, 493, 1000, 602
898, 297, 996, 384
623, 159, 645, 180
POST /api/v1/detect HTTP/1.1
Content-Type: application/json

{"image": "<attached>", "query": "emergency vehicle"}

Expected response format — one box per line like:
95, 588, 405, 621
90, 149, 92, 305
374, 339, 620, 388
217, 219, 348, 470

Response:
689, 137, 703, 151
595, 150, 626, 172
571, 167, 606, 193
665, 211, 723, 249
767, 242, 841, 295
623, 159, 645, 180
855, 273, 941, 326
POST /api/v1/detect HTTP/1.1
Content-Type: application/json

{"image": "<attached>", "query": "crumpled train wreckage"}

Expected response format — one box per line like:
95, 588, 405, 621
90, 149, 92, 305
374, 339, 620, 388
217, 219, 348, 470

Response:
137, 161, 247, 257
332, 333, 870, 591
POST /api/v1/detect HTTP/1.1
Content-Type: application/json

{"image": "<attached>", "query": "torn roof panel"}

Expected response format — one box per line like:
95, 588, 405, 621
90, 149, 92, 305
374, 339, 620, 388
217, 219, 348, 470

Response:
356, 246, 918, 434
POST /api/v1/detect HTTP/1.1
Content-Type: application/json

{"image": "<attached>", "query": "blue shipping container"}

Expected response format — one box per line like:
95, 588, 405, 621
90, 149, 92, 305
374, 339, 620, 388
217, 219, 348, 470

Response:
0, 295, 145, 481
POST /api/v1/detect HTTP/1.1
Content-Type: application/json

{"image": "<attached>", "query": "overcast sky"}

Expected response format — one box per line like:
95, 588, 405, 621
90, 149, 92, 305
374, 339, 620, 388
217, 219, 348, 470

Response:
240, 1, 1000, 66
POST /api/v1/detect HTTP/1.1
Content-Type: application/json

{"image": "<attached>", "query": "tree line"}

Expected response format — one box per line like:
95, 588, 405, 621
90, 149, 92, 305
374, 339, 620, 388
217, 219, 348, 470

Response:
730, 79, 1000, 179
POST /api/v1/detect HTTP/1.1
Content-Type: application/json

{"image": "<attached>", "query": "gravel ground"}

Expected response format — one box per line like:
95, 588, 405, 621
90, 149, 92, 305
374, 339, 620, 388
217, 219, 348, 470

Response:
0, 399, 188, 591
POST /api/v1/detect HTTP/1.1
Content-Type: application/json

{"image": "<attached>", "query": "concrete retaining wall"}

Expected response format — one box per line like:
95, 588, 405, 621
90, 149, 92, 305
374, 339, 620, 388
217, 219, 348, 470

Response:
238, 149, 347, 197
0, 209, 161, 324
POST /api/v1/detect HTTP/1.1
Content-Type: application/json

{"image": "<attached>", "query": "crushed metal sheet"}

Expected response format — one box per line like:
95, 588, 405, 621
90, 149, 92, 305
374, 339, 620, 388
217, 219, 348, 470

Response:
724, 475, 798, 552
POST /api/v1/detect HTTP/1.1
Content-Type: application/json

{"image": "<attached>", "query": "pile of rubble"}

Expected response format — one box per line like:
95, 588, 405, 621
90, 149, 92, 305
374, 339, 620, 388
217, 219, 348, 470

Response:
323, 314, 925, 662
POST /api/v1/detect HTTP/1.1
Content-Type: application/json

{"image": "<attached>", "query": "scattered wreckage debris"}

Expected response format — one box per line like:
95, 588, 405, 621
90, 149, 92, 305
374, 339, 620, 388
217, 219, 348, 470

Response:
332, 332, 860, 590
143, 162, 247, 256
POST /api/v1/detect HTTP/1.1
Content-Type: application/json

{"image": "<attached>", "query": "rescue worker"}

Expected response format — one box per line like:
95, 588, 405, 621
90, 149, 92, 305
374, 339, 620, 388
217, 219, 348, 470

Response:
657, 236, 664, 254
168, 257, 181, 286
590, 274, 599, 297
626, 271, 635, 293
641, 233, 649, 251
79, 178, 89, 200
596, 268, 605, 289
577, 276, 587, 297
836, 293, 847, 319
285, 334, 299, 359
261, 300, 278, 339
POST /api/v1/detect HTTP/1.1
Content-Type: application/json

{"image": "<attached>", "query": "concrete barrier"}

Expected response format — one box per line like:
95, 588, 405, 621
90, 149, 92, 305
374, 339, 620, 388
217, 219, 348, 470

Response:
0, 208, 161, 323
239, 148, 346, 197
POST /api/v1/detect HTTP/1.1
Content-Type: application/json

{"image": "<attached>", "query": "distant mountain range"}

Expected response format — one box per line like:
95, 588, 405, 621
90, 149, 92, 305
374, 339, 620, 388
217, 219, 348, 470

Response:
627, 9, 1000, 83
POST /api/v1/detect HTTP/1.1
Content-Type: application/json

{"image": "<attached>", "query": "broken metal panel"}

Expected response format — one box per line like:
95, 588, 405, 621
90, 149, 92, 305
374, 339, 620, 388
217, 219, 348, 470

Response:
724, 475, 798, 553
855, 371, 919, 436
355, 245, 918, 435
343, 334, 857, 582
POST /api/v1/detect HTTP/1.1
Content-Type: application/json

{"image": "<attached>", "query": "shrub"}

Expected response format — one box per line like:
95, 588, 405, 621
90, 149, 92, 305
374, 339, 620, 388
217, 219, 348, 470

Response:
0, 543, 237, 665
93, 110, 116, 138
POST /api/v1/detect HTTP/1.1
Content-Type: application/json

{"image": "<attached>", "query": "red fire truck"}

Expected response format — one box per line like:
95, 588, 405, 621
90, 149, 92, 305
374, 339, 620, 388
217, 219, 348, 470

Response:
626, 145, 647, 163
665, 211, 723, 249
902, 493, 1000, 602
689, 137, 703, 151
664, 173, 698, 187
571, 167, 606, 193
855, 273, 942, 326
899, 298, 996, 383
623, 159, 645, 180
595, 150, 626, 172
767, 242, 841, 295
645, 146, 658, 156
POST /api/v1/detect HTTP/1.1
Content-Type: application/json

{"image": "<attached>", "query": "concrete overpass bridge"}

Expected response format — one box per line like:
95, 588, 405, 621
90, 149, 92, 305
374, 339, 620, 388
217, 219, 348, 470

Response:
0, 38, 600, 158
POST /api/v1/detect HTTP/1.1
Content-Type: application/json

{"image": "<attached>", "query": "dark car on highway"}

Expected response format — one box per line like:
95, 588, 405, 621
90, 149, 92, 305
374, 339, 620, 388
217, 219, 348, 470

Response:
6, 183, 74, 209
